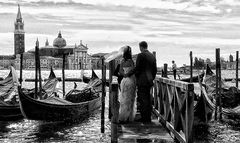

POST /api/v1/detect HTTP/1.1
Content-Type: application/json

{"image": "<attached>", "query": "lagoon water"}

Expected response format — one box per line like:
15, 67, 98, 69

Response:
0, 69, 238, 142
0, 70, 111, 143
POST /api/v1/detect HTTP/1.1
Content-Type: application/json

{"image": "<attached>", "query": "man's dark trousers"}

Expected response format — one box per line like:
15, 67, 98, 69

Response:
137, 85, 152, 122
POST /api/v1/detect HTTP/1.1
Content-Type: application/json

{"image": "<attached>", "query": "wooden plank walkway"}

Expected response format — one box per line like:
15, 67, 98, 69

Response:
117, 115, 174, 143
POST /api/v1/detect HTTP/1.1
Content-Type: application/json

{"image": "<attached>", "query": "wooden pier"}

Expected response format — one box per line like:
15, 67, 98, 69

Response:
118, 118, 174, 143
102, 57, 195, 143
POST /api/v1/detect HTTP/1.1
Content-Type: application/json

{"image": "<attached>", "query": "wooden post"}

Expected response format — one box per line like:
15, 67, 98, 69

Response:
153, 51, 157, 109
153, 51, 156, 58
109, 60, 115, 119
163, 64, 168, 77
190, 51, 193, 83
218, 49, 222, 120
19, 53, 23, 85
236, 51, 239, 88
38, 54, 42, 99
62, 54, 66, 97
186, 84, 194, 143
215, 48, 220, 120
34, 39, 39, 99
101, 57, 106, 133
111, 81, 119, 143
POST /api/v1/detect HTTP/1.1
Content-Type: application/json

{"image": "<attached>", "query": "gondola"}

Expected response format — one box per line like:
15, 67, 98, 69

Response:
22, 67, 59, 98
82, 69, 99, 84
18, 69, 101, 122
180, 72, 204, 82
0, 67, 59, 121
200, 64, 240, 120
0, 67, 22, 121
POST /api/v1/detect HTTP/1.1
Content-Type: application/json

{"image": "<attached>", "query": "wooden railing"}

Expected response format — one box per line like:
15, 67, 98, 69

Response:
152, 77, 194, 143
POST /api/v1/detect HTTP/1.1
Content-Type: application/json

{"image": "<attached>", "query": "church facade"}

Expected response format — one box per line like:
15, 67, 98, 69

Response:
0, 5, 92, 70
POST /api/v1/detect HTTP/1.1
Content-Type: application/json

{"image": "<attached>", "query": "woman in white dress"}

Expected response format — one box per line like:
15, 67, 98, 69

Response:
118, 46, 137, 123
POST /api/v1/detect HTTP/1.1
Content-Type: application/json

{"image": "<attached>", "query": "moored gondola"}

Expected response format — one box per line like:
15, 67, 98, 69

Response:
18, 69, 101, 122
0, 67, 59, 121
0, 66, 22, 121
201, 64, 240, 120
180, 72, 204, 82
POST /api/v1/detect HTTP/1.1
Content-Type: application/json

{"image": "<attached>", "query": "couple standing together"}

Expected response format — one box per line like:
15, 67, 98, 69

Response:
117, 41, 157, 123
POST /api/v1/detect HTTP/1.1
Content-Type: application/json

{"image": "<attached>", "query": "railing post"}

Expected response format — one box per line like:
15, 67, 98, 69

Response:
186, 84, 194, 143
109, 60, 115, 119
153, 51, 157, 109
111, 80, 119, 143
236, 51, 239, 88
101, 57, 106, 133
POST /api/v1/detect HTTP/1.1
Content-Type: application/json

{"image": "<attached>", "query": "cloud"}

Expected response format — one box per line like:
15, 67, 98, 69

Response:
0, 0, 235, 14
1, 0, 240, 66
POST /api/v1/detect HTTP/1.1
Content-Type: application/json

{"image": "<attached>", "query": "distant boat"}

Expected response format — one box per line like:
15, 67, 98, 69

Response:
0, 67, 59, 121
180, 72, 204, 82
82, 69, 99, 83
18, 69, 101, 122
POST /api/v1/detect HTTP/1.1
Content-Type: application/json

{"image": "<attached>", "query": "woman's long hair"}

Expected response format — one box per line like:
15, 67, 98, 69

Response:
123, 46, 132, 60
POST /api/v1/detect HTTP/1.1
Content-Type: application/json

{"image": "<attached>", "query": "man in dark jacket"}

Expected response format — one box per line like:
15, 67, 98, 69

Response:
135, 41, 157, 123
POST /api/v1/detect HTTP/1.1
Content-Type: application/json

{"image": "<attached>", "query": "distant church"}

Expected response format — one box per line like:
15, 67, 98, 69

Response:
14, 4, 25, 55
0, 5, 92, 70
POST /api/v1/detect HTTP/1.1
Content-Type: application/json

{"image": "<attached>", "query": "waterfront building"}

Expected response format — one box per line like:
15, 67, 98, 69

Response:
226, 61, 239, 70
0, 56, 15, 69
15, 53, 63, 70
27, 32, 91, 70
0, 5, 92, 70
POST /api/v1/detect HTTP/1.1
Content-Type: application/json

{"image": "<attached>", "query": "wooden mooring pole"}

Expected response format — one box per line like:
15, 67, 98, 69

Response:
62, 54, 66, 97
190, 51, 193, 83
111, 80, 119, 143
236, 51, 239, 88
101, 57, 106, 133
109, 60, 115, 119
218, 49, 222, 120
215, 48, 220, 120
19, 53, 23, 85
163, 63, 168, 78
34, 39, 39, 99
38, 52, 42, 99
153, 51, 156, 58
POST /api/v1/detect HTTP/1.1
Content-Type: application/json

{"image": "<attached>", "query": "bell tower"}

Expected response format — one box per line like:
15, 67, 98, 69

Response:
14, 4, 25, 55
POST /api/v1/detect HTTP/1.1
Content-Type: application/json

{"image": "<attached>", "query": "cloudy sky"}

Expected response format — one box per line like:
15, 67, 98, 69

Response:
1, 0, 240, 66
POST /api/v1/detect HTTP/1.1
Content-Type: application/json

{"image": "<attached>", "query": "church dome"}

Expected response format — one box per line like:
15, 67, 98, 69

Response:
53, 31, 66, 48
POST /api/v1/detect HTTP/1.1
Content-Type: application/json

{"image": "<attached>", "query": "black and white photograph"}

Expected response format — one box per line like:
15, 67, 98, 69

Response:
0, 0, 240, 142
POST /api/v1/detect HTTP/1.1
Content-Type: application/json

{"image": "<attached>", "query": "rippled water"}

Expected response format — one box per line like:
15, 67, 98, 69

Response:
0, 70, 111, 143
0, 69, 239, 142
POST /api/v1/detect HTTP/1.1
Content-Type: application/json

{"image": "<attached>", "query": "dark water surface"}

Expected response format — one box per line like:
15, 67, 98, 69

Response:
0, 111, 111, 142
0, 69, 239, 142
0, 70, 111, 142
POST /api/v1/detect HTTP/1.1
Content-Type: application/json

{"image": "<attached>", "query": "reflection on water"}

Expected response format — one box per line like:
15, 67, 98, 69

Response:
0, 69, 238, 142
0, 112, 111, 142
0, 70, 111, 142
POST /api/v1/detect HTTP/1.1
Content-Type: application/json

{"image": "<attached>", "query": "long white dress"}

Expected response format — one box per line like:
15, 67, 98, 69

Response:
119, 66, 137, 122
